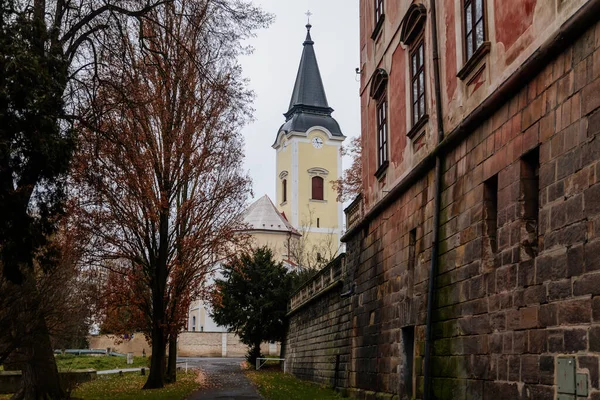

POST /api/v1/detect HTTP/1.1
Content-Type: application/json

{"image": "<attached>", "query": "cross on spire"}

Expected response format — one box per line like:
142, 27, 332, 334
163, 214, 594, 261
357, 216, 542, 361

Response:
305, 10, 312, 25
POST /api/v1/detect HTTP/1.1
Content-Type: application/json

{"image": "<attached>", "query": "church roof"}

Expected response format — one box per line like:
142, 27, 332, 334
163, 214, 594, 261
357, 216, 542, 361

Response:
241, 195, 300, 236
277, 24, 344, 140
287, 25, 330, 113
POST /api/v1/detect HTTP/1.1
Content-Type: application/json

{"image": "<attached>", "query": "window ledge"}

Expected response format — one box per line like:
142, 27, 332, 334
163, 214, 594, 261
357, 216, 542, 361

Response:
371, 15, 385, 40
280, 201, 287, 206
310, 199, 327, 204
457, 42, 491, 81
407, 114, 429, 140
374, 160, 389, 181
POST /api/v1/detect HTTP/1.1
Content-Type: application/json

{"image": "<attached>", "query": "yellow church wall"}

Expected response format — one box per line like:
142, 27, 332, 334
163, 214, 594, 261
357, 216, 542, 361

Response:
248, 230, 296, 263
276, 138, 292, 223
274, 127, 344, 266
296, 131, 340, 230
302, 231, 342, 262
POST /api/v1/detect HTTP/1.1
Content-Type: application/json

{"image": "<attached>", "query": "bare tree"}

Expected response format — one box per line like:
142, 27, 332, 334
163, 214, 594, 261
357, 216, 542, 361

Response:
286, 206, 341, 270
331, 136, 362, 203
71, 0, 269, 388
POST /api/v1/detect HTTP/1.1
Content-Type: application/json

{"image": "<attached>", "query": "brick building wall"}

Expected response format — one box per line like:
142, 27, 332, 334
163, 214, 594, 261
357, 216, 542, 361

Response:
282, 11, 600, 400
345, 173, 433, 398
425, 21, 600, 398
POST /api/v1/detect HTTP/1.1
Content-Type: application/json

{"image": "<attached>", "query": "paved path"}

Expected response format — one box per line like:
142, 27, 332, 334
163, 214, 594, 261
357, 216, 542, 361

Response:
182, 357, 262, 400
97, 367, 145, 375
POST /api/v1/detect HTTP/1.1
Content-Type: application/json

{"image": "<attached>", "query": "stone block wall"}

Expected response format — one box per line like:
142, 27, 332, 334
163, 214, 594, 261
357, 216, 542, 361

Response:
283, 256, 353, 389
346, 172, 433, 398
283, 18, 600, 400
425, 21, 600, 400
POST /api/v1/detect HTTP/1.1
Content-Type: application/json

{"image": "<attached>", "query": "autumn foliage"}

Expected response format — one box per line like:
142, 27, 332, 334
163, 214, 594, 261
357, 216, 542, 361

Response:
331, 136, 363, 203
0, 1, 178, 396
70, 0, 270, 389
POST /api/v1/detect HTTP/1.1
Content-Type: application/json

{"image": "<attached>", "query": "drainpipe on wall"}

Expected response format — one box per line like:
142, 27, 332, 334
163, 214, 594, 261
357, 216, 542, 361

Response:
424, 1, 445, 399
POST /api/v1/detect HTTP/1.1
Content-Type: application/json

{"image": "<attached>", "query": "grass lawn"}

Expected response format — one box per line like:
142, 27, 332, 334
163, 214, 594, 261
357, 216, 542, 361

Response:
246, 369, 343, 400
71, 370, 199, 400
55, 354, 148, 371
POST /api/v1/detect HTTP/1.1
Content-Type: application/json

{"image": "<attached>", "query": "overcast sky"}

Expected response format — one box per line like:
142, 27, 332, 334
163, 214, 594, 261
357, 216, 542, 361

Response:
239, 0, 361, 203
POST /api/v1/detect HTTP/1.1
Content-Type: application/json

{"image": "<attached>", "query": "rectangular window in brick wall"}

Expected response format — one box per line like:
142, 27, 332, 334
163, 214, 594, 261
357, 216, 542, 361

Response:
401, 326, 415, 398
483, 175, 498, 267
520, 148, 540, 259
464, 0, 486, 60
374, 0, 384, 26
408, 229, 417, 270
376, 98, 389, 169
410, 40, 426, 125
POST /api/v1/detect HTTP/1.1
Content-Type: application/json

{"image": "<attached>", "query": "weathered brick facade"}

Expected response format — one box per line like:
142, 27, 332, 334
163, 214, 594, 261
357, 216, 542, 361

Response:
283, 1, 600, 399
419, 21, 600, 397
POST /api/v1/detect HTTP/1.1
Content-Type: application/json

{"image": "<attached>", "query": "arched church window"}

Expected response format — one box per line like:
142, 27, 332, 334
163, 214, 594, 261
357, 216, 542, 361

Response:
282, 179, 287, 203
192, 316, 196, 332
312, 176, 324, 201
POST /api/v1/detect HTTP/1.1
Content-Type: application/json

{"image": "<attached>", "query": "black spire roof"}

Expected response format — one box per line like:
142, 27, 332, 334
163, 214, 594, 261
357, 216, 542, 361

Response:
277, 23, 344, 140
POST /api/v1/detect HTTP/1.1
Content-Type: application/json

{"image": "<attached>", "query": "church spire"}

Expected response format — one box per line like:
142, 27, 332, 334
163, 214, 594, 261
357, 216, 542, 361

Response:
275, 21, 344, 143
304, 23, 314, 45
285, 22, 331, 118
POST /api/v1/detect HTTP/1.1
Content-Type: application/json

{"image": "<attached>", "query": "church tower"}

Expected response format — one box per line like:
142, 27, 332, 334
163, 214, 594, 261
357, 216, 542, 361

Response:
273, 22, 345, 264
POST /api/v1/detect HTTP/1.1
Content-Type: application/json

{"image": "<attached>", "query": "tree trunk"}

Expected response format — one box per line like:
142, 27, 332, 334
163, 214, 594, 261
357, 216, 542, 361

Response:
165, 334, 177, 383
12, 323, 65, 400
143, 269, 167, 389
143, 209, 170, 389
247, 341, 262, 367
143, 322, 166, 389
11, 276, 65, 400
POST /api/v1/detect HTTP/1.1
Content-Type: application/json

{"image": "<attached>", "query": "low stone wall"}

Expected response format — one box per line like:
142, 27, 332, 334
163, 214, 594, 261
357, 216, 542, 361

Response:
89, 335, 150, 357
0, 371, 20, 395
177, 332, 225, 357
89, 332, 280, 358
0, 370, 96, 394
283, 255, 352, 389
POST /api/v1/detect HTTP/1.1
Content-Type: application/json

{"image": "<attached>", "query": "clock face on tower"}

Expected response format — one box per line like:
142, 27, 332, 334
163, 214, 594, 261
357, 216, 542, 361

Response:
312, 137, 324, 149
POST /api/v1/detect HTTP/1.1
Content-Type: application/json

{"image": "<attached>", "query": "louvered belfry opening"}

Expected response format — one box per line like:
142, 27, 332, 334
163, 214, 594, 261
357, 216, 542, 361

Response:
312, 176, 324, 200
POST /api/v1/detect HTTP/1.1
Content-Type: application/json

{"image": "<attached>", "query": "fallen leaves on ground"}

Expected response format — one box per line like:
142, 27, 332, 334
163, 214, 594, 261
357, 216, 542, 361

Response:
71, 370, 199, 400
195, 369, 207, 386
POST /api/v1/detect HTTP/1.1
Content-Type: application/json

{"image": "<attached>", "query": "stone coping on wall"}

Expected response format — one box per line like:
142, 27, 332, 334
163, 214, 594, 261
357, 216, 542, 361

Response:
344, 194, 364, 231
287, 280, 343, 316
288, 254, 346, 314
